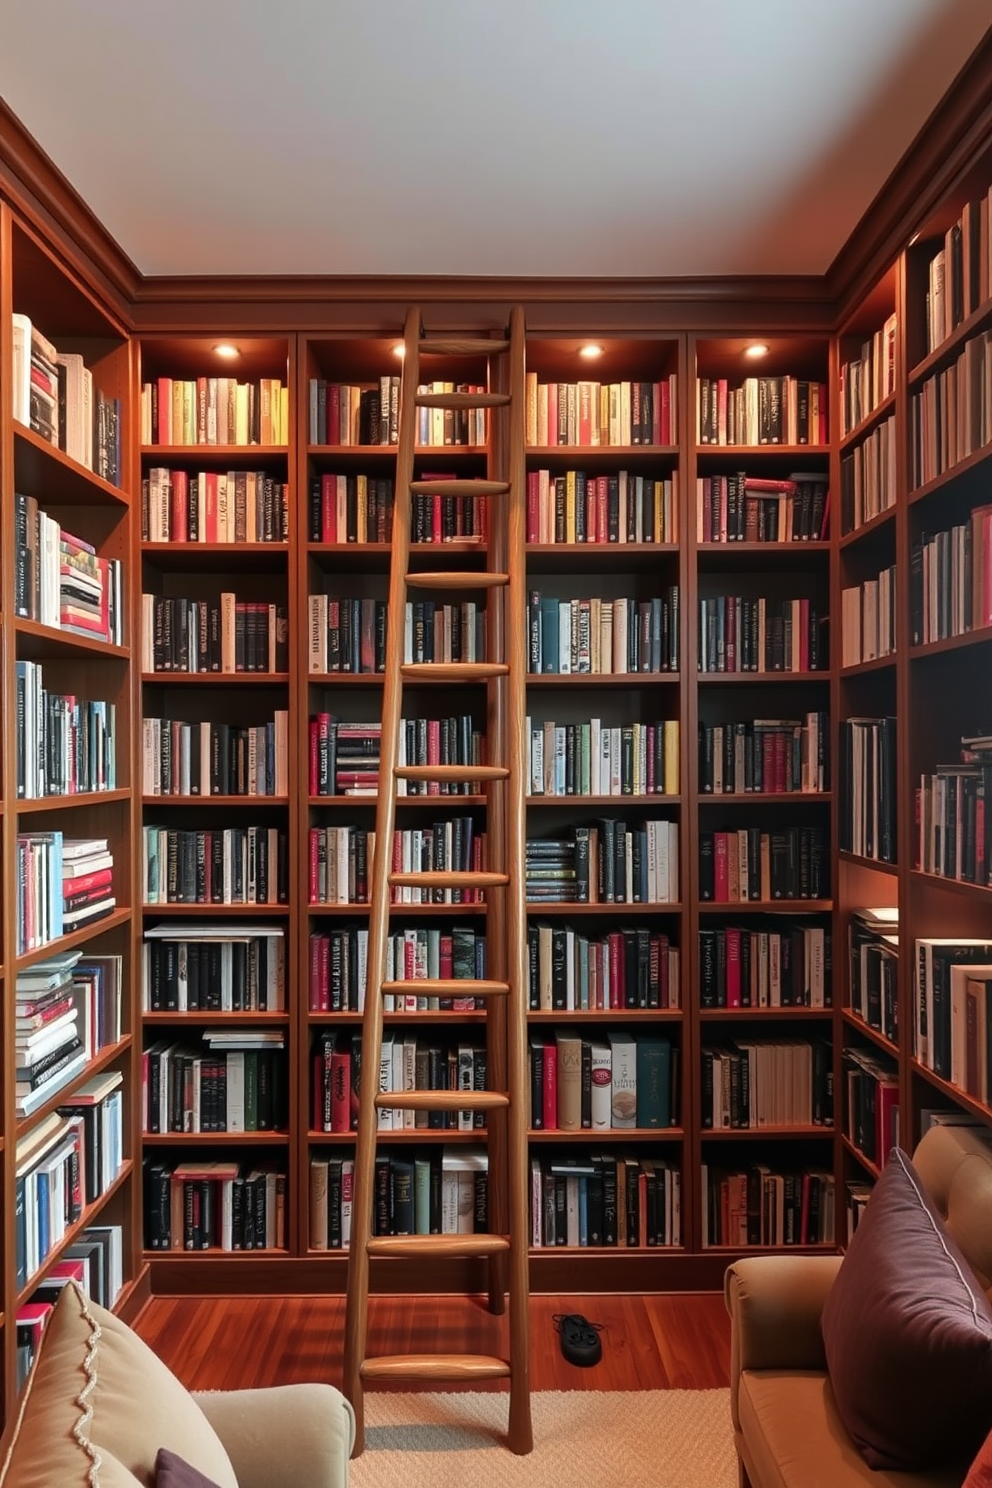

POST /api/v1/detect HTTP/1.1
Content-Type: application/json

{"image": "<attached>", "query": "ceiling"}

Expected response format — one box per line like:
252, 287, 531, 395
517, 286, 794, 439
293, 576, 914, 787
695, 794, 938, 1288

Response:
0, 0, 990, 281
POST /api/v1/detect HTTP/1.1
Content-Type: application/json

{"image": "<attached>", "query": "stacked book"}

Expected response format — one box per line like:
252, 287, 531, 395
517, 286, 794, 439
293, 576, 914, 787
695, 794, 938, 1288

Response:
14, 951, 89, 1116
849, 907, 899, 1042
15, 834, 116, 954
14, 497, 124, 644
64, 838, 117, 935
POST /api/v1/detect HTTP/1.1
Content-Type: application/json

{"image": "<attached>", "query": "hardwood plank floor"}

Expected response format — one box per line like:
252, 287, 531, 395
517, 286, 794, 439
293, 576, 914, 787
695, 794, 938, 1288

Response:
135, 1291, 731, 1393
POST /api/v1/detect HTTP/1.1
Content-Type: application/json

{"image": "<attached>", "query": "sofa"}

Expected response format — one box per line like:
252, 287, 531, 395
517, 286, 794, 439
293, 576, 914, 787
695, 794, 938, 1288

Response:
725, 1122, 992, 1488
0, 1280, 355, 1488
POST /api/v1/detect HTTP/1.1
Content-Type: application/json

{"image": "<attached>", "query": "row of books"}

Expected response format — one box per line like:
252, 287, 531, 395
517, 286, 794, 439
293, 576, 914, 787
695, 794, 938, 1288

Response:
525, 819, 680, 904
916, 735, 991, 887
699, 924, 831, 1009
16, 1225, 124, 1388
701, 1164, 834, 1247
695, 376, 828, 447
699, 826, 829, 902
838, 716, 897, 864
11, 315, 121, 484
308, 924, 487, 1013
15, 951, 122, 1117
307, 596, 486, 674
15, 662, 117, 799
15, 495, 124, 644
698, 713, 829, 795
848, 908, 899, 1044
701, 1037, 833, 1129
531, 1152, 681, 1249
144, 1160, 286, 1251
840, 414, 897, 534
910, 505, 992, 645
524, 375, 677, 448
695, 473, 829, 545
527, 590, 680, 675
142, 468, 289, 544
839, 315, 898, 435
15, 834, 116, 956
141, 376, 288, 446
143, 825, 289, 906
142, 1037, 287, 1133
910, 328, 992, 488
141, 714, 290, 797
841, 565, 897, 667
530, 1030, 676, 1132
527, 717, 680, 798
142, 926, 286, 1012
925, 190, 992, 354
141, 594, 289, 674
843, 1048, 899, 1168
528, 924, 680, 1012
914, 937, 992, 1082
308, 820, 486, 905
307, 376, 401, 446
525, 470, 676, 545
308, 715, 483, 798
697, 595, 825, 674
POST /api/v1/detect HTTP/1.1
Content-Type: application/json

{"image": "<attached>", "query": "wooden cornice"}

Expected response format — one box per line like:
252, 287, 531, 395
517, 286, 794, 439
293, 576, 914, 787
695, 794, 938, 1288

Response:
0, 96, 139, 323
828, 24, 992, 321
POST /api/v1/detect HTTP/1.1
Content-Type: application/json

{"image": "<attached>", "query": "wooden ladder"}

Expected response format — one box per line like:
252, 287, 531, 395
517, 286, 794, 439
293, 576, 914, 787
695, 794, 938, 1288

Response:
342, 306, 532, 1457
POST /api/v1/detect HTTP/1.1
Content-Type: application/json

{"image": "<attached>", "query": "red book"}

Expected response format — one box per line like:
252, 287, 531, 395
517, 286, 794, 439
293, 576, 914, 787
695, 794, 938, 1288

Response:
608, 931, 623, 1009
542, 1042, 558, 1131
526, 471, 540, 543
330, 1049, 351, 1133
171, 469, 189, 544
62, 867, 113, 898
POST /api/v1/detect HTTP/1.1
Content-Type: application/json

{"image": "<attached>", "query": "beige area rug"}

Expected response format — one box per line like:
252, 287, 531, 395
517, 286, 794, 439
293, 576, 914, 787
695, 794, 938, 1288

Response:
350, 1389, 738, 1488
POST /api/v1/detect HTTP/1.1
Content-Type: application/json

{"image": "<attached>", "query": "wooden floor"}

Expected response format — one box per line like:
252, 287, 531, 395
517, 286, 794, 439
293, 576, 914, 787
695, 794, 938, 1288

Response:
135, 1290, 731, 1393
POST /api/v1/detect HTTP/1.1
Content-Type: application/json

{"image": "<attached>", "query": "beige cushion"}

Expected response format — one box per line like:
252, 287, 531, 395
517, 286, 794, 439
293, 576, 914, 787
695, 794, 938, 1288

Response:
738, 1371, 963, 1488
0, 1282, 238, 1488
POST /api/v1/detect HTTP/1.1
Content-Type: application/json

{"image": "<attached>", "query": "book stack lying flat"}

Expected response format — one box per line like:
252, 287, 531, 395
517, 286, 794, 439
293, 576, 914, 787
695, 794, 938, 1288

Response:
14, 951, 87, 1116
62, 838, 116, 935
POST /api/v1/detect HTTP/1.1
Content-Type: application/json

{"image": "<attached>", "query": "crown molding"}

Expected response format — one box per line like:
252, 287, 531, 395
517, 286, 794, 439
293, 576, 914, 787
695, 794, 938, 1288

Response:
0, 96, 139, 321
828, 24, 992, 319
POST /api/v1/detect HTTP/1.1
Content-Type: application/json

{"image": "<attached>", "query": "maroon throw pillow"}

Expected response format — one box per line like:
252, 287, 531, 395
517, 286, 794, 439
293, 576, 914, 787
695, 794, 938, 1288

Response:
821, 1147, 992, 1471
965, 1426, 992, 1488
156, 1447, 224, 1488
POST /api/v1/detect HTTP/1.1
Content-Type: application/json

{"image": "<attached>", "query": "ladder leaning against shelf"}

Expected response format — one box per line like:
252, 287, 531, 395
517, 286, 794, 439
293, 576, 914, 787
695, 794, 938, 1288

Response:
342, 307, 532, 1456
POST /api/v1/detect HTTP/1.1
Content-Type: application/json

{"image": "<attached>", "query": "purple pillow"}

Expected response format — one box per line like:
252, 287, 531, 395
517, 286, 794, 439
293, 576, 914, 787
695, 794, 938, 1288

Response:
156, 1447, 223, 1488
821, 1147, 992, 1470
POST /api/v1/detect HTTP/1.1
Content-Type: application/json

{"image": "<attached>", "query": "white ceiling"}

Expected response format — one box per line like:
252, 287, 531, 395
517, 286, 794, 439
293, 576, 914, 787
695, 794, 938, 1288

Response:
0, 0, 990, 280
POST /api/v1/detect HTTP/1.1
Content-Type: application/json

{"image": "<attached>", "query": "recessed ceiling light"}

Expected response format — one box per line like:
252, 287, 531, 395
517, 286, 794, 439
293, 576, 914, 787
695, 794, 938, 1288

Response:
213, 343, 240, 360
392, 343, 406, 359
744, 343, 769, 359
579, 344, 603, 360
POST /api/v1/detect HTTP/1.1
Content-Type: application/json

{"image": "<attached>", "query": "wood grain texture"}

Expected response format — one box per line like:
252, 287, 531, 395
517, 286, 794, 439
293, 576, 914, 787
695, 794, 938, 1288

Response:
134, 1290, 731, 1392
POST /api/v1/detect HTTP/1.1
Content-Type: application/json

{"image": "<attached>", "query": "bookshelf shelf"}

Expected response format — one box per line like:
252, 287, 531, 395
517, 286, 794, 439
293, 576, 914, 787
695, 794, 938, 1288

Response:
699, 1007, 833, 1021
838, 390, 897, 453
524, 902, 683, 916
14, 619, 129, 662
839, 654, 896, 677
142, 795, 290, 807
909, 625, 992, 660
838, 505, 896, 549
308, 903, 487, 918
527, 794, 682, 807
14, 908, 132, 973
141, 543, 290, 574
15, 1036, 134, 1136
141, 672, 289, 686
16, 789, 131, 814
907, 295, 992, 386
908, 441, 992, 505
840, 1137, 882, 1181
525, 444, 679, 462
13, 421, 129, 507
699, 1126, 835, 1140
15, 1160, 135, 1311
909, 870, 992, 904
142, 903, 288, 916
696, 672, 828, 686
841, 1011, 898, 1058
697, 792, 832, 804
698, 900, 832, 914
528, 1009, 683, 1024
838, 850, 897, 875
529, 1127, 684, 1143
142, 444, 288, 460
909, 1060, 992, 1120
526, 673, 681, 688
141, 1132, 290, 1146
142, 1011, 290, 1024
695, 445, 830, 459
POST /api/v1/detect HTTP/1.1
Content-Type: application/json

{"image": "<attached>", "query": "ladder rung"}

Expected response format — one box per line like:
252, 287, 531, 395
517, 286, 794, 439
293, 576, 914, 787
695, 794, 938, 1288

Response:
419, 337, 510, 357
409, 479, 509, 498
405, 570, 509, 591
394, 764, 509, 782
401, 662, 509, 681
374, 1090, 510, 1112
361, 1354, 511, 1383
367, 1233, 510, 1260
414, 391, 511, 410
382, 977, 509, 998
388, 870, 509, 889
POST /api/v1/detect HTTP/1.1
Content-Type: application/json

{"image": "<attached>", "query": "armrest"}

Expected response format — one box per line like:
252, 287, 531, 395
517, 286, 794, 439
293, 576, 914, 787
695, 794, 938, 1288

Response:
724, 1255, 842, 1430
193, 1384, 355, 1488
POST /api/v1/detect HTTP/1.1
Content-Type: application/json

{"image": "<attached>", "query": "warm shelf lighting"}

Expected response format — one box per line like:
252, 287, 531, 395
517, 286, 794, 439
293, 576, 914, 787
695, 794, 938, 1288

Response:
744, 343, 769, 359
213, 343, 240, 360
579, 344, 603, 360
392, 343, 406, 359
